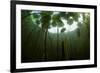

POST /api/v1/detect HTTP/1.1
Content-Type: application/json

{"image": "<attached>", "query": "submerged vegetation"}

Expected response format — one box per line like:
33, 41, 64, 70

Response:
21, 10, 90, 62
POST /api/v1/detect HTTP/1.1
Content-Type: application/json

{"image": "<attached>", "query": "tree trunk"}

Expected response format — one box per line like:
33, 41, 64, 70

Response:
57, 27, 59, 60
44, 29, 48, 60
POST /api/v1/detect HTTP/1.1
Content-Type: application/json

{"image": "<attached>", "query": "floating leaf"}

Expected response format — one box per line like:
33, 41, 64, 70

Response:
61, 28, 66, 33
67, 18, 73, 25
